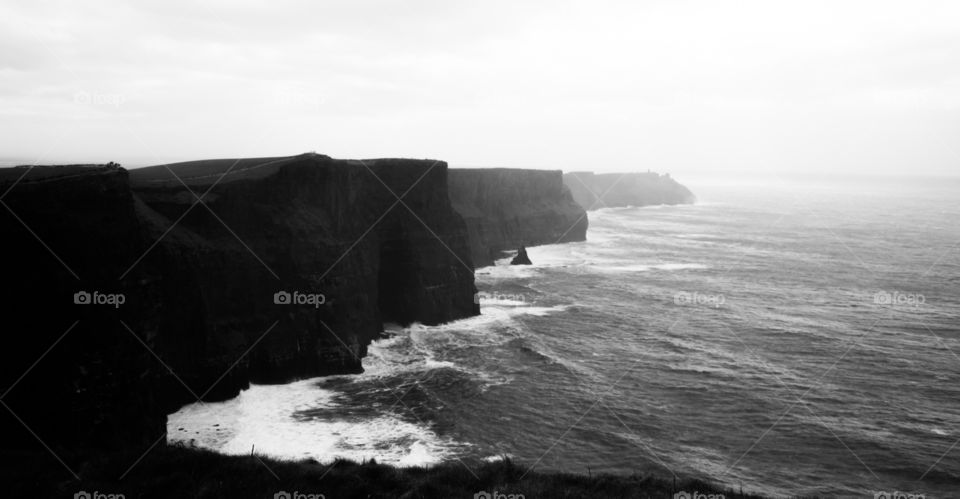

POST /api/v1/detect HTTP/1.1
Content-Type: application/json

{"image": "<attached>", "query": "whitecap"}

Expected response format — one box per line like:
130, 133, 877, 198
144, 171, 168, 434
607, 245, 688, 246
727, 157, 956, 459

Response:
482, 453, 516, 462
168, 381, 461, 467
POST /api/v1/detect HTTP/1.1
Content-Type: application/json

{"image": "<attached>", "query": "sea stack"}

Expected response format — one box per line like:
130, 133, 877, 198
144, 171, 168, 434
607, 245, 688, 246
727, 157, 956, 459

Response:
448, 168, 586, 267
511, 246, 533, 265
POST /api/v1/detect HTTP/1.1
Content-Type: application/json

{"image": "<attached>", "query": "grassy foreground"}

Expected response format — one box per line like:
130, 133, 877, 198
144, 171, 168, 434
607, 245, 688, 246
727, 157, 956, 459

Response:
0, 444, 776, 499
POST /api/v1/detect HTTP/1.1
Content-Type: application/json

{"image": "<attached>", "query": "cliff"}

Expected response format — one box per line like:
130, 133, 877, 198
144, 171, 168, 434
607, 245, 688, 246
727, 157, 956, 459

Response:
0, 164, 168, 449
448, 168, 587, 267
563, 171, 695, 210
0, 154, 479, 451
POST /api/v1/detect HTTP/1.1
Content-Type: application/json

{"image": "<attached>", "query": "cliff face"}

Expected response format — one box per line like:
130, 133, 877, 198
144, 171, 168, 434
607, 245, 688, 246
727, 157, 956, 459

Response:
0, 154, 479, 451
563, 171, 695, 210
448, 169, 587, 267
0, 165, 168, 449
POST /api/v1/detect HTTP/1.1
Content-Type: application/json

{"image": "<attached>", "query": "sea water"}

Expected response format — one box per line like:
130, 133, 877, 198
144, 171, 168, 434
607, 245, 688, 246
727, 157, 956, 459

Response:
170, 175, 960, 497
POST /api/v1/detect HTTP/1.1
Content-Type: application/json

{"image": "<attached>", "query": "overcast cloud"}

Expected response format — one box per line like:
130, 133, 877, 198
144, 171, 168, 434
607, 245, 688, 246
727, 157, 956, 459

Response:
1, 0, 958, 176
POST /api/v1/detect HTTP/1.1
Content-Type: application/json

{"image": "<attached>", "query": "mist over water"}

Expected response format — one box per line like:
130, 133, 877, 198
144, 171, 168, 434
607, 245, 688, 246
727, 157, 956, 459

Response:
170, 176, 960, 497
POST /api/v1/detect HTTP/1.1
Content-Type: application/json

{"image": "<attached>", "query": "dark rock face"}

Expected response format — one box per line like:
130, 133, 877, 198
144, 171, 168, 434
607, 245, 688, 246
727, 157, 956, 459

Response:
0, 165, 168, 450
448, 169, 587, 267
0, 154, 479, 451
510, 246, 532, 265
563, 171, 695, 210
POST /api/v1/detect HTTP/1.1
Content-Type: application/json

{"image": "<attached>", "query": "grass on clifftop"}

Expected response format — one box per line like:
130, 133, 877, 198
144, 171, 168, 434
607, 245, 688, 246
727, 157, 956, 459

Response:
0, 444, 782, 499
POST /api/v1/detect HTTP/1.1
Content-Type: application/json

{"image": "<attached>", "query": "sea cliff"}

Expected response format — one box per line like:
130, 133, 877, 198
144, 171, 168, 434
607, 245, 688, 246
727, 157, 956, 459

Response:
0, 156, 618, 452
563, 171, 695, 210
0, 154, 478, 450
448, 168, 587, 267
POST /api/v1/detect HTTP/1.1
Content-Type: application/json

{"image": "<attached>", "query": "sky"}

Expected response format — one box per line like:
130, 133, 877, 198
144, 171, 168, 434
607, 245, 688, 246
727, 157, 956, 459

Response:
1, 0, 958, 176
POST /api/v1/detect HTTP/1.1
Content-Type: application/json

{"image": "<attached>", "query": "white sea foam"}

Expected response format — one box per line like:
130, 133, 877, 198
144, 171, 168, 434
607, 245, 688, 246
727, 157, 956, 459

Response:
167, 380, 458, 466
167, 297, 556, 464
358, 300, 567, 386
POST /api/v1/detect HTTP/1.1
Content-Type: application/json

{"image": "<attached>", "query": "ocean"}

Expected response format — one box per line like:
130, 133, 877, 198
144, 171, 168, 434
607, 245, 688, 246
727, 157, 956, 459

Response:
169, 176, 960, 498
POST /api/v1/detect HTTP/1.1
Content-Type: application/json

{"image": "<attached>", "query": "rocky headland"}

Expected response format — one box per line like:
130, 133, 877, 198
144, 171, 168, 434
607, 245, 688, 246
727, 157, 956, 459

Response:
563, 171, 696, 210
0, 156, 696, 479
0, 154, 480, 451
448, 168, 587, 267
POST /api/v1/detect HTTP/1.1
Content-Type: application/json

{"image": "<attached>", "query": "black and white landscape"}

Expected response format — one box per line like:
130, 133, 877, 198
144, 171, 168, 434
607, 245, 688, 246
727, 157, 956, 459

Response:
1, 2, 958, 498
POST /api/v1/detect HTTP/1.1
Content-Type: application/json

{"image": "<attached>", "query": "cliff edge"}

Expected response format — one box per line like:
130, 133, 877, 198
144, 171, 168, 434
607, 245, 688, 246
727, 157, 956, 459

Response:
448, 168, 587, 267
563, 171, 695, 210
0, 154, 479, 451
